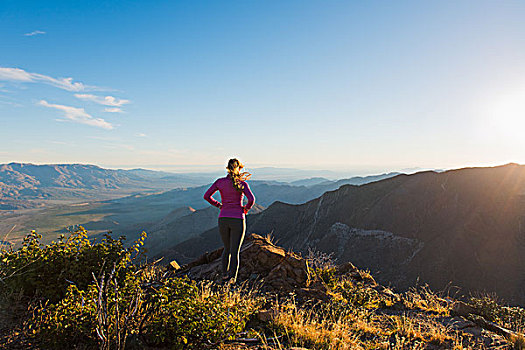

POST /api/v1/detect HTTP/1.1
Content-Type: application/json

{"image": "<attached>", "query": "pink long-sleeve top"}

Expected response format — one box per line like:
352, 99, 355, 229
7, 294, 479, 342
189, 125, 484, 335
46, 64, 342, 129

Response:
203, 175, 255, 219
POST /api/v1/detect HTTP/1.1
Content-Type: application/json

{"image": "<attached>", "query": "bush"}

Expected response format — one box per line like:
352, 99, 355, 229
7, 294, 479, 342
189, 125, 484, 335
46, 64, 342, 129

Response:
0, 227, 139, 303
29, 284, 99, 348
2, 228, 261, 349
140, 278, 260, 348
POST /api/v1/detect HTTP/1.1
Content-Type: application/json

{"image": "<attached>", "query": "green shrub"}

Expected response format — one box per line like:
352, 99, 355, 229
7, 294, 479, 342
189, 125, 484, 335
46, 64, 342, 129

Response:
0, 227, 140, 303
141, 277, 259, 348
335, 280, 383, 309
28, 284, 99, 348
2, 228, 261, 349
29, 269, 144, 350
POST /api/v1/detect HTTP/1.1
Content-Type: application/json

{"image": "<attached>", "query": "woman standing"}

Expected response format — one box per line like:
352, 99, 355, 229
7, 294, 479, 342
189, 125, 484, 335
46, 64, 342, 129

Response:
203, 158, 255, 283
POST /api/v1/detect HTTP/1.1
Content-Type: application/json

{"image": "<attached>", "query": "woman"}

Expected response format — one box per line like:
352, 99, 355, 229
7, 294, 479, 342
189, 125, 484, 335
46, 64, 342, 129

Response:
203, 158, 255, 283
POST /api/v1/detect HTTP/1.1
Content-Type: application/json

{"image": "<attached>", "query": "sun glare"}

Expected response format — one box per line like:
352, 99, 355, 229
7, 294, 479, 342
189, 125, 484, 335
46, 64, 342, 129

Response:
483, 86, 525, 146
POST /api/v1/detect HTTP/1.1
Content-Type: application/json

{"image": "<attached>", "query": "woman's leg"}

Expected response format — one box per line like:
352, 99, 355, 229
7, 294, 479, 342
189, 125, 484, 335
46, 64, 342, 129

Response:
228, 218, 246, 280
218, 218, 231, 276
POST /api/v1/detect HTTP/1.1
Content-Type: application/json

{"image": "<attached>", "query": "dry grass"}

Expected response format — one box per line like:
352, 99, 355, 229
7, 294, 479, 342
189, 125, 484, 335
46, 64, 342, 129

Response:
270, 300, 362, 349
198, 280, 263, 311
403, 285, 450, 315
388, 314, 454, 345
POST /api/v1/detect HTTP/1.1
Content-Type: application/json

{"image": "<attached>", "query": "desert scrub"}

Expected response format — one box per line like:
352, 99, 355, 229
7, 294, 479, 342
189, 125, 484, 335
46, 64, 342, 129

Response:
22, 230, 147, 349
29, 274, 261, 349
140, 277, 262, 348
387, 313, 454, 347
28, 284, 100, 348
469, 293, 525, 333
0, 227, 141, 303
331, 280, 387, 309
17, 228, 263, 349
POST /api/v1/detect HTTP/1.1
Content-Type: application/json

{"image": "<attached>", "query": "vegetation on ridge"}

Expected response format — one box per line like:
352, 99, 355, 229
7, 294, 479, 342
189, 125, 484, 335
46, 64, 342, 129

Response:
1, 228, 525, 349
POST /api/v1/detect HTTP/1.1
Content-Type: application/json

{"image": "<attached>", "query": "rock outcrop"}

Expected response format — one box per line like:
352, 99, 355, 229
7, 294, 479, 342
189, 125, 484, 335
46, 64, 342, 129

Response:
169, 233, 523, 350
171, 233, 385, 304
173, 234, 311, 292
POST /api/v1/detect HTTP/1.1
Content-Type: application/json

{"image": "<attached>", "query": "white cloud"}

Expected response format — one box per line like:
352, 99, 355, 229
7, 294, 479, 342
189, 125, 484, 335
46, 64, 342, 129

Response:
0, 67, 33, 82
0, 67, 98, 91
38, 100, 113, 130
104, 107, 123, 113
24, 30, 46, 36
136, 133, 147, 137
75, 93, 130, 107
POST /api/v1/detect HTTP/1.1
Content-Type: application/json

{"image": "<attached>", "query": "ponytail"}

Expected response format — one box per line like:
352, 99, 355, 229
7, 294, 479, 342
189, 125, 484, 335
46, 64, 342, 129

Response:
226, 158, 251, 193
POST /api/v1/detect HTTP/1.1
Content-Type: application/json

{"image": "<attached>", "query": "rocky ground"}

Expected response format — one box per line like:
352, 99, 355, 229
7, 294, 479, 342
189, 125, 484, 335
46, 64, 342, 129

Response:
2, 232, 524, 349
171, 233, 525, 349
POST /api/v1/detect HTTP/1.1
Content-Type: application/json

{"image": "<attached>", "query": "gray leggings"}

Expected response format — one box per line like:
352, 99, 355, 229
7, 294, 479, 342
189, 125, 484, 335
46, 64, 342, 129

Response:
218, 217, 246, 279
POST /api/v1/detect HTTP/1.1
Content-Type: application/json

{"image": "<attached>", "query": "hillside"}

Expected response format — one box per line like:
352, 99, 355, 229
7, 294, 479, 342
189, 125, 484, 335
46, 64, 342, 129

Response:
56, 174, 396, 243
86, 172, 400, 221
2, 228, 524, 349
119, 203, 266, 257
163, 164, 525, 305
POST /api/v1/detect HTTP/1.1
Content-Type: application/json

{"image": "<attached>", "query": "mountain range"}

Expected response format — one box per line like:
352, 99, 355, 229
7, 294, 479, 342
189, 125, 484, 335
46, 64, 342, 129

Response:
0, 162, 216, 209
73, 174, 398, 253
162, 163, 525, 305
0, 162, 398, 210
0, 163, 399, 249
3, 161, 525, 304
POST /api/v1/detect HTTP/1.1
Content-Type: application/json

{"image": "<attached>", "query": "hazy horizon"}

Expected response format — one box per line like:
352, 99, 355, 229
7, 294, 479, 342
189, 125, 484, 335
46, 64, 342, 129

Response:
3, 159, 521, 181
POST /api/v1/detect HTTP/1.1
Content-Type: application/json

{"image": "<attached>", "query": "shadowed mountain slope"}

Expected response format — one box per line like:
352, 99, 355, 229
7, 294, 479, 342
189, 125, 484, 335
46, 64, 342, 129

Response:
126, 203, 265, 257
164, 164, 525, 304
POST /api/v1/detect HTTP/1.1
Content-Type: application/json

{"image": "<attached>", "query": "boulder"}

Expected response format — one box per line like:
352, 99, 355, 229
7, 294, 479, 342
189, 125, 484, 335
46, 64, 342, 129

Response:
174, 234, 310, 292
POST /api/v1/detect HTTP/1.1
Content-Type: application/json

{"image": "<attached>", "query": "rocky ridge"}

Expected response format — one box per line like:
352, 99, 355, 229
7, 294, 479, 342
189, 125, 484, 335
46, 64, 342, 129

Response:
166, 163, 525, 305
169, 233, 524, 349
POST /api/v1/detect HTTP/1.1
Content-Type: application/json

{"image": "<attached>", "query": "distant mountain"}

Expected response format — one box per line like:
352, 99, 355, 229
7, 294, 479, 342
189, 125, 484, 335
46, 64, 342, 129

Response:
0, 163, 397, 209
88, 173, 400, 227
0, 163, 214, 209
164, 164, 525, 305
312, 172, 401, 188
64, 172, 401, 241
1, 163, 401, 246
289, 177, 331, 186
243, 167, 356, 181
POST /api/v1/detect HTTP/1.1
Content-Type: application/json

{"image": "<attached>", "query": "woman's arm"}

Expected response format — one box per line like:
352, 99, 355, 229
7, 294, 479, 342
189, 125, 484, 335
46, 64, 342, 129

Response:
203, 180, 222, 208
242, 181, 255, 212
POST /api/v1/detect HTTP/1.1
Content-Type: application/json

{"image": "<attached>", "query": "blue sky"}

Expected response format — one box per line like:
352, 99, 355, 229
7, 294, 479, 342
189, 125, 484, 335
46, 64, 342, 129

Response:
1, 0, 524, 174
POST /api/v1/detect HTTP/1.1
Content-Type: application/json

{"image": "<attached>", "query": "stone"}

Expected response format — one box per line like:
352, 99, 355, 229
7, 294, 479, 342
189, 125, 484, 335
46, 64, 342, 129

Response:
451, 301, 478, 317
175, 234, 311, 292
257, 308, 279, 322
335, 261, 357, 275
440, 316, 477, 330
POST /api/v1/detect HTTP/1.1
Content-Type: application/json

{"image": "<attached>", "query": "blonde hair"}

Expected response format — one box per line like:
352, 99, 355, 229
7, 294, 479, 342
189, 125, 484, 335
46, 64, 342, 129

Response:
226, 158, 251, 193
